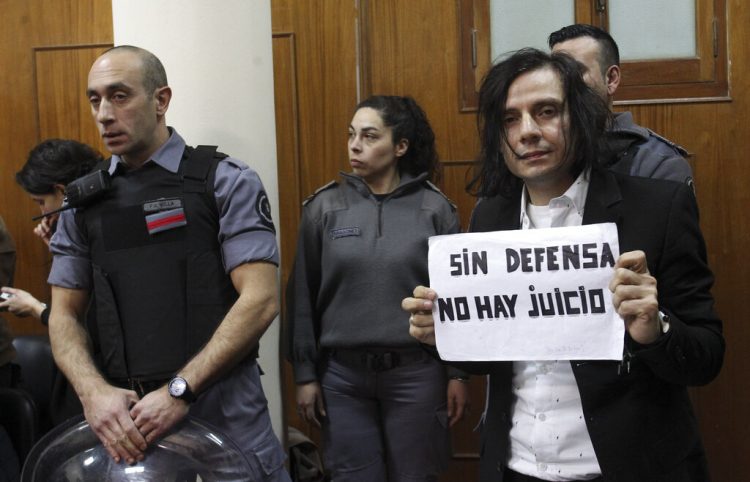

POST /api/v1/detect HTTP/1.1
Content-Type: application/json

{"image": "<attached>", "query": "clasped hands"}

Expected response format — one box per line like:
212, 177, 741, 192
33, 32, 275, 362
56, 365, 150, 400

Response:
83, 382, 189, 465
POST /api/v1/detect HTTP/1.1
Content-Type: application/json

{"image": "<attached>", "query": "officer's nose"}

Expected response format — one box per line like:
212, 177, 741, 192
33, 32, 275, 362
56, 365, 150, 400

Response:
95, 99, 115, 124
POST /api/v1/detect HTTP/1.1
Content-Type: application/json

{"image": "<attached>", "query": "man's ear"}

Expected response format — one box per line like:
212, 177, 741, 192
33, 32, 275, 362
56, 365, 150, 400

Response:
605, 64, 621, 97
395, 139, 409, 158
154, 86, 172, 116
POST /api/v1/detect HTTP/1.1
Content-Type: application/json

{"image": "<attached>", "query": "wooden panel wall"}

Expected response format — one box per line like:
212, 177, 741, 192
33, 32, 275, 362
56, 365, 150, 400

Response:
609, 5, 750, 480
0, 1, 112, 336
35, 46, 111, 146
272, 0, 359, 451
666, 1, 750, 479
273, 0, 750, 480
362, 0, 479, 226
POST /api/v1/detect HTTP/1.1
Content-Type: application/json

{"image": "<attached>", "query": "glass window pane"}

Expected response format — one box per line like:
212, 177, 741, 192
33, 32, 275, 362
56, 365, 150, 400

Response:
490, 0, 574, 61
609, 0, 696, 60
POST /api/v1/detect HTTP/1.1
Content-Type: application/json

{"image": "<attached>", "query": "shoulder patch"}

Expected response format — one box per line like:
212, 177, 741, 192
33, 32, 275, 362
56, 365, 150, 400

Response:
302, 180, 338, 206
424, 180, 457, 210
646, 129, 689, 156
256, 190, 276, 233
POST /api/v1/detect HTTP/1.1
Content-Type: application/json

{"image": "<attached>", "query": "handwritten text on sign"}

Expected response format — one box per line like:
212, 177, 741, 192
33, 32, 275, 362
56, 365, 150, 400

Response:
428, 223, 623, 361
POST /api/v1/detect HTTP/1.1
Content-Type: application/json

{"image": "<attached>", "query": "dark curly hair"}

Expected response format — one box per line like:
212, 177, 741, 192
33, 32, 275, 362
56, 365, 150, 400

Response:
355, 95, 440, 182
467, 48, 610, 198
16, 139, 103, 195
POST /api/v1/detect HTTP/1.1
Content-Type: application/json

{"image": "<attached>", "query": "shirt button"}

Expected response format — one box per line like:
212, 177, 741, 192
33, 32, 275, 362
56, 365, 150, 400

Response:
538, 413, 546, 421
538, 462, 548, 472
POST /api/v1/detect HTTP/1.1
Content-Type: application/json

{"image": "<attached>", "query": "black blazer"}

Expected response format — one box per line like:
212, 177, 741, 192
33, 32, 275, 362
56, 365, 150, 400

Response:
458, 168, 724, 482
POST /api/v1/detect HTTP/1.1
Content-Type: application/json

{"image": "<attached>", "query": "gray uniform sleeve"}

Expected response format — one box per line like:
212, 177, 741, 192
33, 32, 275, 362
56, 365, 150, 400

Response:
442, 206, 460, 235
214, 158, 280, 272
286, 206, 323, 384
48, 210, 92, 290
630, 137, 694, 185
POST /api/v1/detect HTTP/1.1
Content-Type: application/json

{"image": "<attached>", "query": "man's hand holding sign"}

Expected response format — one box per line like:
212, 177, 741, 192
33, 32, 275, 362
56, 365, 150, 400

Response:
404, 224, 661, 358
610, 250, 663, 345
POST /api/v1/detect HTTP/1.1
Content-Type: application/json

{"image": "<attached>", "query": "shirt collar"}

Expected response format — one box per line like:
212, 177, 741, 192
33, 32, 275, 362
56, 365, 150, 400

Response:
519, 168, 591, 228
339, 170, 427, 198
107, 127, 186, 175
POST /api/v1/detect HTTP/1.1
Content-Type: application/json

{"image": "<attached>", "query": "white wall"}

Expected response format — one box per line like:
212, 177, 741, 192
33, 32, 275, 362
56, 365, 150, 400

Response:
111, 0, 284, 438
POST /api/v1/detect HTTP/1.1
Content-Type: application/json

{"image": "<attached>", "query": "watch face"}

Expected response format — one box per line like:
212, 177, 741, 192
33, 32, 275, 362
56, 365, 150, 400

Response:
168, 377, 187, 397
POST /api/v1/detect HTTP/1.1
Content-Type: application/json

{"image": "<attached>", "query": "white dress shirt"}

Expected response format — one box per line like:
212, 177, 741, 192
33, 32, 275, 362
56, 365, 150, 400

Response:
506, 170, 603, 481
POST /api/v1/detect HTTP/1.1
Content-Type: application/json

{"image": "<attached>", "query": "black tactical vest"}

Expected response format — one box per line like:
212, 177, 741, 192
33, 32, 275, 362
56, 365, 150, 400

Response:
76, 146, 237, 381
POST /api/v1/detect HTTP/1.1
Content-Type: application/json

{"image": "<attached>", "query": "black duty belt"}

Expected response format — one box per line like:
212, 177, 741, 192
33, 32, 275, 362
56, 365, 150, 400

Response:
326, 348, 427, 372
111, 377, 170, 398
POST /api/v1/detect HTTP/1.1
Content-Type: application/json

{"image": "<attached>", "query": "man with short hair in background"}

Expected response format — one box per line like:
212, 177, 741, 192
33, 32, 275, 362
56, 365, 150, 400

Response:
549, 24, 693, 186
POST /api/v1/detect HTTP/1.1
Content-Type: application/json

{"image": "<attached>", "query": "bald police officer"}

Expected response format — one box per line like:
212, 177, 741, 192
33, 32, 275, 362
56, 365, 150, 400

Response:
48, 46, 289, 481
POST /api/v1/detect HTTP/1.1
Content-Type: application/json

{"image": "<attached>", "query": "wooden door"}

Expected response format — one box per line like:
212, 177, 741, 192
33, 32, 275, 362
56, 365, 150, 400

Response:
0, 0, 112, 337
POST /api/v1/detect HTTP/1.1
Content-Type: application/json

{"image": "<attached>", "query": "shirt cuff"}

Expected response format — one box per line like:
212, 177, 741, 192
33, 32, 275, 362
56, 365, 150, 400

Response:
222, 230, 279, 273
48, 255, 92, 290
446, 365, 470, 380
293, 361, 318, 385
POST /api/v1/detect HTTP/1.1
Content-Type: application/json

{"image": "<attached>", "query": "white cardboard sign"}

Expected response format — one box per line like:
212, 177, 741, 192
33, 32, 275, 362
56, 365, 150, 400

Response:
428, 223, 623, 361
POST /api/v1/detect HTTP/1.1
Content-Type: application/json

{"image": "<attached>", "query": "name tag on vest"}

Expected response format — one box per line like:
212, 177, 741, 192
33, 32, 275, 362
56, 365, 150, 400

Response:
145, 207, 187, 234
143, 198, 183, 213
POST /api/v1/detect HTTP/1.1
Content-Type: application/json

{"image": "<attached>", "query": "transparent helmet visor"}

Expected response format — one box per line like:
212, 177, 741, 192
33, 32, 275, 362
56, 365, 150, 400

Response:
22, 416, 252, 482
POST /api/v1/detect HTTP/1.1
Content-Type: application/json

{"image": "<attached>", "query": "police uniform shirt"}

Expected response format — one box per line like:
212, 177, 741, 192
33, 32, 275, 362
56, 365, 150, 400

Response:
48, 128, 279, 290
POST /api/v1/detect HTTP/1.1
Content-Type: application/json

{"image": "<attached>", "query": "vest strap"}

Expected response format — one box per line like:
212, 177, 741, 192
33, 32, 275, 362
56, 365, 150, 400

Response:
182, 145, 217, 193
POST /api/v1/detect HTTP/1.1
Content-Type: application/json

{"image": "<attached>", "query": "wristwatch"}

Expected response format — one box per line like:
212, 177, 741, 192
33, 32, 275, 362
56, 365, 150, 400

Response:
658, 310, 671, 334
167, 376, 197, 403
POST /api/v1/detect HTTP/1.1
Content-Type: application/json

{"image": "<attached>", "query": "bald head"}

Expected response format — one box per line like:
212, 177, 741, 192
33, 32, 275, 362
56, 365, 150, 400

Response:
87, 45, 172, 167
100, 45, 168, 95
